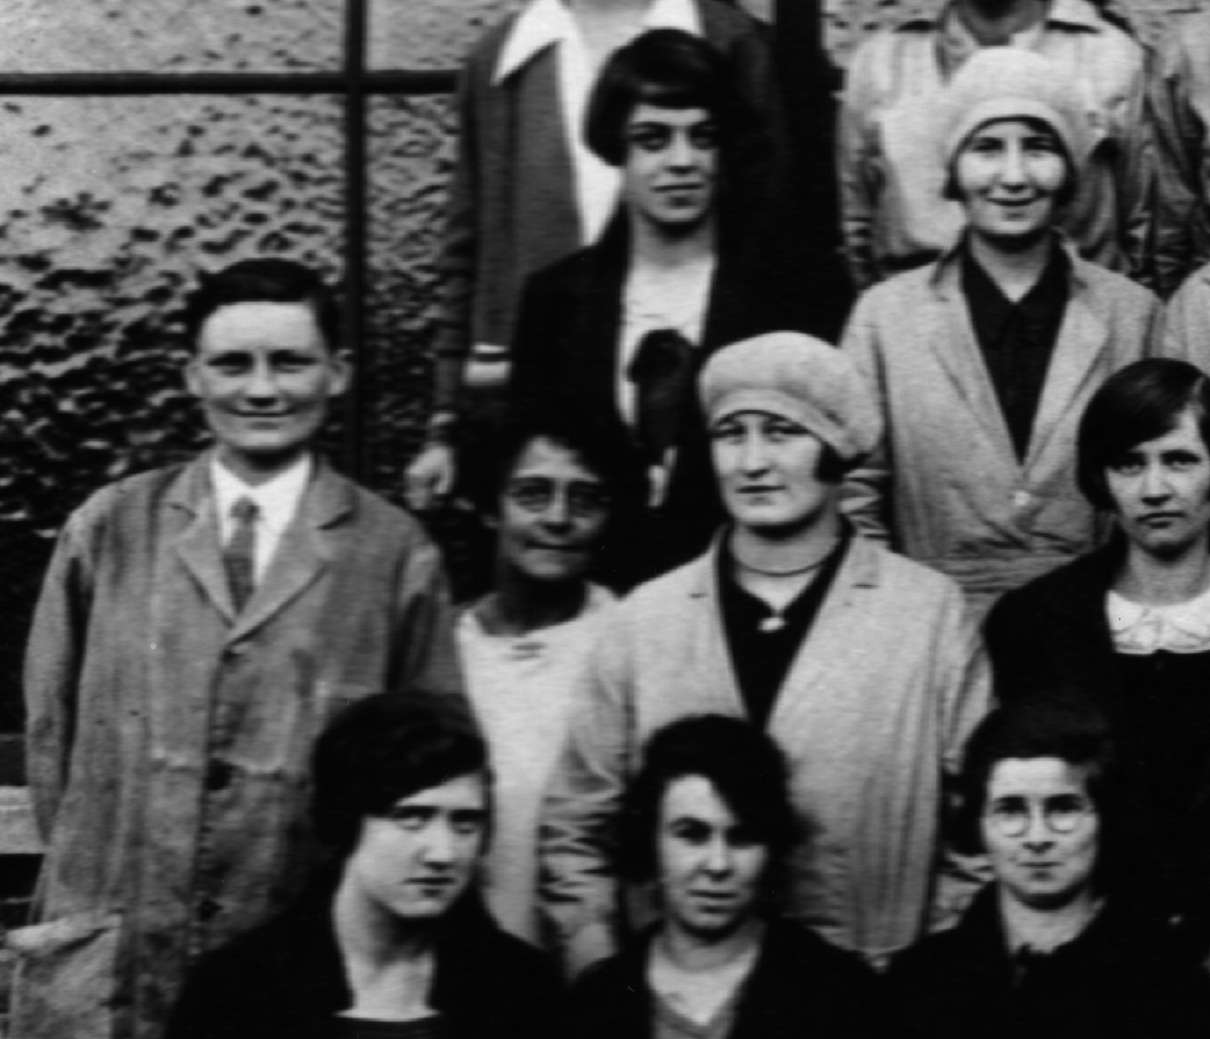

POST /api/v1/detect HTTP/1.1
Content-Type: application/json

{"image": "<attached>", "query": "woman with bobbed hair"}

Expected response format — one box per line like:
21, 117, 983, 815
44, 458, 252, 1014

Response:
987, 357, 1210, 954
887, 693, 1210, 1038
571, 714, 886, 1038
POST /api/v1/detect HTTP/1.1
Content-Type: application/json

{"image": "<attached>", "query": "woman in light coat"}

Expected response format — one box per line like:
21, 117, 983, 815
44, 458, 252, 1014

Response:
841, 47, 1160, 615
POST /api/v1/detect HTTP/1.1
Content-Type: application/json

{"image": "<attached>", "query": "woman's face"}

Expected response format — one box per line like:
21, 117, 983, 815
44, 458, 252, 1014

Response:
981, 757, 1099, 910
955, 118, 1068, 246
656, 775, 769, 940
1104, 409, 1210, 561
621, 103, 719, 235
710, 410, 835, 536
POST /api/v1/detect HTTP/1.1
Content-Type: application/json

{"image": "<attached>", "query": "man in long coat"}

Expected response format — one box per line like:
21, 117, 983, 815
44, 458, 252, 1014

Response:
14, 258, 463, 1039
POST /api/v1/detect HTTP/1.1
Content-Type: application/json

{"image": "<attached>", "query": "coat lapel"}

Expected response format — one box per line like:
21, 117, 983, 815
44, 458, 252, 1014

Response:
228, 462, 354, 642
168, 457, 237, 624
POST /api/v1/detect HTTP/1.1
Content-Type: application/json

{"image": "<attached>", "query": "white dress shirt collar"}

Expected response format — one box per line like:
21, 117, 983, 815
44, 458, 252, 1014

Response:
211, 453, 313, 582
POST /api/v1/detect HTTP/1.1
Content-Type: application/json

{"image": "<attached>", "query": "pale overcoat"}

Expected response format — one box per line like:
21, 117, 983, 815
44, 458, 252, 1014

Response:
841, 242, 1160, 611
540, 535, 990, 968
16, 454, 462, 1039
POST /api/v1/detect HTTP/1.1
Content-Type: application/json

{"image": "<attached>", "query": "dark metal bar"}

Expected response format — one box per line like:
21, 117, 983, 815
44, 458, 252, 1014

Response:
343, 0, 369, 480
0, 69, 456, 96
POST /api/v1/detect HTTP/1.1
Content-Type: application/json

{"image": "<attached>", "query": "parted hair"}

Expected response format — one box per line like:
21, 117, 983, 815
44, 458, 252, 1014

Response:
1076, 358, 1210, 511
583, 28, 755, 167
955, 691, 1124, 888
183, 257, 341, 351
619, 714, 797, 883
310, 692, 488, 858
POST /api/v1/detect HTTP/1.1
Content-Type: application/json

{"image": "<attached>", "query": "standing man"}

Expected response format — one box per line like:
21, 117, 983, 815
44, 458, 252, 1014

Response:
16, 259, 463, 1039
541, 333, 990, 976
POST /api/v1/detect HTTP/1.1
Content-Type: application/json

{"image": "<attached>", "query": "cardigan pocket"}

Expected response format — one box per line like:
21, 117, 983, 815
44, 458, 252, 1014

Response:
7, 911, 123, 1039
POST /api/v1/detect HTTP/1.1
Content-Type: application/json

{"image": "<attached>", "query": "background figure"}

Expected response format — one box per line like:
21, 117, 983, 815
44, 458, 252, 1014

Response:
14, 260, 463, 1039
405, 0, 779, 512
540, 333, 989, 977
511, 28, 809, 586
168, 692, 563, 1039
1147, 10, 1210, 298
887, 694, 1210, 1037
573, 715, 885, 1038
837, 0, 1146, 290
986, 358, 1210, 956
458, 409, 633, 942
842, 47, 1159, 616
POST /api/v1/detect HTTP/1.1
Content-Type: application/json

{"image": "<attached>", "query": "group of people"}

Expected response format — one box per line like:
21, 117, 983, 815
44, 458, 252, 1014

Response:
18, 0, 1210, 1035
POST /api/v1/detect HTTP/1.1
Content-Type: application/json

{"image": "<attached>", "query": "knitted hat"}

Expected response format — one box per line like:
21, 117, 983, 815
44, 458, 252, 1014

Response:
939, 47, 1091, 183
698, 332, 880, 463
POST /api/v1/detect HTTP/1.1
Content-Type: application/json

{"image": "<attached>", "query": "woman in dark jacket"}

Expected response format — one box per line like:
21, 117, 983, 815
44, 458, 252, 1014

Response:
571, 715, 884, 1039
986, 358, 1210, 952
887, 695, 1210, 1039
167, 693, 563, 1039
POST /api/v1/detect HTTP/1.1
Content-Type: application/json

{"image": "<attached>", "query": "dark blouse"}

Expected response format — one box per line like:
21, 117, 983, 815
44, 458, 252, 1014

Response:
962, 243, 1069, 461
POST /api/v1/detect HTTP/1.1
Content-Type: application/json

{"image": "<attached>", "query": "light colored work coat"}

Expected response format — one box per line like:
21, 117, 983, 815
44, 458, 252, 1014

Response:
16, 454, 463, 1039
1163, 261, 1210, 368
841, 242, 1160, 612
540, 535, 990, 968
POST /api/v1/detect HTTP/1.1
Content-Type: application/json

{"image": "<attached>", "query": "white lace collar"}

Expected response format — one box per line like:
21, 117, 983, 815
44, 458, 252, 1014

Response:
1106, 584, 1210, 655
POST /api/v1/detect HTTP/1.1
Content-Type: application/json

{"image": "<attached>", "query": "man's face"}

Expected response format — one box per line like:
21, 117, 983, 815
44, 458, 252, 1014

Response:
495, 437, 611, 585
185, 300, 349, 479
342, 773, 489, 924
1105, 409, 1210, 561
621, 104, 719, 235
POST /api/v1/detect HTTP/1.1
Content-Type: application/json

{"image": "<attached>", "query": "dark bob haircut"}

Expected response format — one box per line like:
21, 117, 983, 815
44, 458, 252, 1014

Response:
311, 692, 488, 859
1077, 358, 1210, 511
619, 715, 797, 886
182, 257, 341, 352
583, 28, 756, 167
955, 691, 1123, 888
466, 405, 645, 521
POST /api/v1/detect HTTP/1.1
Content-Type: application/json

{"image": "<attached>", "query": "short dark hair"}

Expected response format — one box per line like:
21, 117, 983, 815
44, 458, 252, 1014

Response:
183, 257, 341, 352
619, 715, 797, 888
1077, 358, 1210, 510
584, 28, 755, 167
956, 691, 1123, 888
311, 692, 488, 859
467, 406, 644, 520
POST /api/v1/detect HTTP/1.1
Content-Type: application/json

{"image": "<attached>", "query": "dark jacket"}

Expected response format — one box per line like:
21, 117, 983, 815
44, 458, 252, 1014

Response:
510, 215, 814, 585
166, 883, 564, 1039
570, 919, 887, 1039
985, 541, 1210, 950
886, 885, 1210, 1038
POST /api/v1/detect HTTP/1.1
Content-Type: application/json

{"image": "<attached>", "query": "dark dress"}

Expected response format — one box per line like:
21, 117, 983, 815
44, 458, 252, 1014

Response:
510, 214, 818, 587
165, 882, 564, 1039
570, 919, 887, 1039
886, 885, 1210, 1039
986, 541, 1210, 951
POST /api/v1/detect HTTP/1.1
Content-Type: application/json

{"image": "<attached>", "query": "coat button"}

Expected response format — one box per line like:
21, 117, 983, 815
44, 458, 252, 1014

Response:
196, 898, 221, 922
1012, 489, 1032, 509
205, 760, 233, 791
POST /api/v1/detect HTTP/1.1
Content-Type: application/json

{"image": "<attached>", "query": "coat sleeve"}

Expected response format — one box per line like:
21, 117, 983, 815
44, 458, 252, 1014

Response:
538, 604, 633, 975
1149, 26, 1210, 299
836, 39, 883, 291
23, 514, 94, 841
929, 584, 993, 932
389, 529, 465, 702
1161, 269, 1210, 365
839, 290, 893, 545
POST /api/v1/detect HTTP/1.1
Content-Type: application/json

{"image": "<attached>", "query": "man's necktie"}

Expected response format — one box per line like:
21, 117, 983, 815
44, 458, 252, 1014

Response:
223, 496, 259, 613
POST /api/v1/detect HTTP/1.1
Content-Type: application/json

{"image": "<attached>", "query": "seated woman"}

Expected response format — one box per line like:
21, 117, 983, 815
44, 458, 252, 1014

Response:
510, 29, 818, 585
842, 46, 1159, 616
167, 693, 563, 1039
987, 358, 1210, 954
572, 714, 885, 1038
887, 694, 1210, 1038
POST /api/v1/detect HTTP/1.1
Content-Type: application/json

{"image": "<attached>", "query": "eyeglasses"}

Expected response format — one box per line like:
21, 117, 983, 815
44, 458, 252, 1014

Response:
984, 795, 1094, 838
505, 477, 611, 518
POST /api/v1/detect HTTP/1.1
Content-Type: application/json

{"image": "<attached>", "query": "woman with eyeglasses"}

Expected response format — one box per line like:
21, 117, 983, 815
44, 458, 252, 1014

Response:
456, 408, 638, 944
886, 694, 1210, 1038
